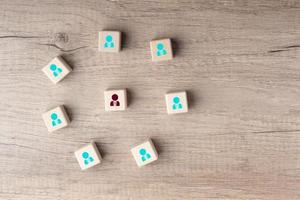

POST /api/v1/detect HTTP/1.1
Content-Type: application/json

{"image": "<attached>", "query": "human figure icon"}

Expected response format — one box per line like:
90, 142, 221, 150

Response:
104, 35, 115, 48
156, 43, 167, 56
50, 64, 62, 77
51, 113, 62, 127
172, 96, 183, 110
82, 151, 94, 165
110, 94, 120, 106
139, 148, 151, 162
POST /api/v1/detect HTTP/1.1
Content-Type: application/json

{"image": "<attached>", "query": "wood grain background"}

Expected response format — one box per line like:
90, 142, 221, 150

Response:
0, 0, 299, 199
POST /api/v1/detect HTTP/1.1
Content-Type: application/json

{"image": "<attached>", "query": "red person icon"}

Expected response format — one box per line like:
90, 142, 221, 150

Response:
110, 94, 120, 106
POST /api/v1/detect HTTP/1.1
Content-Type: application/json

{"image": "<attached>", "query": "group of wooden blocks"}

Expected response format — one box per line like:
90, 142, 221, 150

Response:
74, 139, 158, 170
41, 31, 188, 170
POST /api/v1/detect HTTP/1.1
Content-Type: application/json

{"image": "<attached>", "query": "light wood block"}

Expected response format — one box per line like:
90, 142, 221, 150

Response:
74, 142, 102, 170
165, 91, 188, 114
150, 38, 173, 62
104, 89, 127, 111
42, 105, 70, 132
42, 56, 72, 84
98, 31, 121, 52
131, 139, 158, 167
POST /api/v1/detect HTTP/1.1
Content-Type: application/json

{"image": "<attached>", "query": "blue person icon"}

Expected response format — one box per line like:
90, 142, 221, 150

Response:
156, 43, 167, 56
51, 113, 62, 127
104, 35, 115, 48
139, 148, 151, 162
82, 151, 94, 165
172, 96, 183, 110
50, 64, 62, 77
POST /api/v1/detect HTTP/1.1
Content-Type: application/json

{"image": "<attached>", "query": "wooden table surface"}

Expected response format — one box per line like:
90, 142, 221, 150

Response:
0, 1, 299, 199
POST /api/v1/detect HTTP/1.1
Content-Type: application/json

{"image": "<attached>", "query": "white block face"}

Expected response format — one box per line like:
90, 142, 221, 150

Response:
74, 142, 102, 170
131, 139, 158, 167
42, 105, 70, 132
165, 91, 188, 114
104, 89, 127, 111
98, 31, 121, 52
42, 56, 72, 84
150, 38, 173, 62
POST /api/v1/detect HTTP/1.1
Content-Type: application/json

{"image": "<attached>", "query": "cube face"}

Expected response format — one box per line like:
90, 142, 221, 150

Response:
131, 139, 158, 167
42, 56, 72, 84
150, 38, 173, 62
98, 31, 121, 52
74, 142, 102, 170
165, 91, 188, 114
104, 89, 127, 111
42, 105, 70, 132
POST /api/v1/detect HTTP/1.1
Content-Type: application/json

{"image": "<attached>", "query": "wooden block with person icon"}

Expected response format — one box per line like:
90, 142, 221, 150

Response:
74, 142, 102, 170
42, 105, 71, 132
130, 139, 158, 167
98, 31, 121, 53
42, 56, 72, 84
150, 38, 173, 62
104, 89, 127, 111
165, 91, 188, 114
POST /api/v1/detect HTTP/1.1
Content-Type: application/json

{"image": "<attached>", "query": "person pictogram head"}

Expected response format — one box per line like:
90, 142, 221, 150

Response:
50, 64, 57, 71
111, 94, 119, 101
139, 148, 146, 156
173, 96, 180, 104
51, 113, 58, 120
157, 43, 164, 50
82, 152, 89, 159
106, 35, 113, 42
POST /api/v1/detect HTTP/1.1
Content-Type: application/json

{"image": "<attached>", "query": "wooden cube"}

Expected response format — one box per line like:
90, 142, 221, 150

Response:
42, 56, 72, 84
131, 139, 158, 167
98, 31, 121, 52
74, 142, 102, 170
165, 91, 188, 114
42, 105, 70, 132
104, 89, 127, 111
150, 38, 173, 62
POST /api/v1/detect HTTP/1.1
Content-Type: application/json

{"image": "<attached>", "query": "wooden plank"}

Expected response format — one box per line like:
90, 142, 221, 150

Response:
0, 0, 299, 199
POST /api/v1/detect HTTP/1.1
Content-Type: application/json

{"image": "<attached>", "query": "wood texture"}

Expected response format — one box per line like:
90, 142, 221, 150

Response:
0, 0, 300, 199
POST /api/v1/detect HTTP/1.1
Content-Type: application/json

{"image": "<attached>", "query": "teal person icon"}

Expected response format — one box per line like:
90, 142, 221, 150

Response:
50, 64, 62, 77
51, 113, 62, 127
82, 152, 94, 165
156, 43, 167, 56
104, 35, 114, 48
139, 148, 151, 162
172, 96, 183, 110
